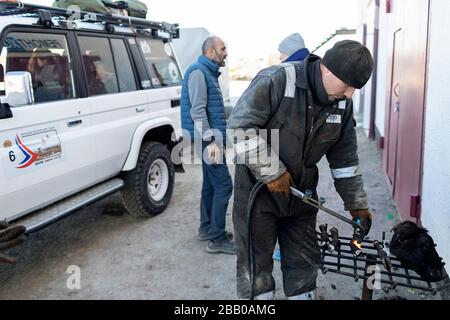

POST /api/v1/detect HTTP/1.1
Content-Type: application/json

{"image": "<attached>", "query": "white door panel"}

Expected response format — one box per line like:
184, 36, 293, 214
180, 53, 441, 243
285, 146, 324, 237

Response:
145, 86, 181, 133
0, 99, 95, 221
89, 90, 147, 179
91, 86, 182, 180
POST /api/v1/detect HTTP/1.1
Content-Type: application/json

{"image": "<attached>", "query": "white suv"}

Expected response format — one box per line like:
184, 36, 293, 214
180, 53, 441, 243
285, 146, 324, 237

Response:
0, 3, 184, 240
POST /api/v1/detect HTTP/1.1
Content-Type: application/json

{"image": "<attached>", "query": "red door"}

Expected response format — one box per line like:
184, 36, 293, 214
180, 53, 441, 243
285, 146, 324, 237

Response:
383, 0, 430, 223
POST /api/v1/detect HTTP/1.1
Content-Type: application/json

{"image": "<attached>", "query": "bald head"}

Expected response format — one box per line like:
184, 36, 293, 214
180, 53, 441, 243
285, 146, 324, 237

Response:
202, 36, 228, 67
202, 36, 218, 54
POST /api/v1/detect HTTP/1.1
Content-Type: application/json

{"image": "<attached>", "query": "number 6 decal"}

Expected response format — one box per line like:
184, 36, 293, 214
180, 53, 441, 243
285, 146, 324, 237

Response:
9, 151, 16, 162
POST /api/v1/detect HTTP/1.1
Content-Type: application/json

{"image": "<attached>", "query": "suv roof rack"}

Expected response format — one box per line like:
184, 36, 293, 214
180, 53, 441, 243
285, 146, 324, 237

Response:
0, 1, 180, 39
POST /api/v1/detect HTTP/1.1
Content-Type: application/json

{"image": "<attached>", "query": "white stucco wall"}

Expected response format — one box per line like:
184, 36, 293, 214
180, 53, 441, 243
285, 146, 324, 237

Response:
356, 0, 375, 136
374, 0, 390, 137
421, 0, 450, 273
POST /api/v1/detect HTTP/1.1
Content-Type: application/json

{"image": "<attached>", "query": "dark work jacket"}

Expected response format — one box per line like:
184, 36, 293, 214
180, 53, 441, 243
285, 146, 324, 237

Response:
227, 55, 368, 217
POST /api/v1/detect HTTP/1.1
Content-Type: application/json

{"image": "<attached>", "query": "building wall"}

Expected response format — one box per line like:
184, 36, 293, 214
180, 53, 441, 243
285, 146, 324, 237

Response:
421, 0, 450, 271
359, 0, 449, 270
356, 0, 376, 136
356, 0, 394, 139
374, 0, 390, 137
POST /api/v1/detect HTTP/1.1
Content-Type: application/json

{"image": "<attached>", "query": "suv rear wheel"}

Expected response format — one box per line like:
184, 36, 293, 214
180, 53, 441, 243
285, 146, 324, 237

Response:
121, 142, 175, 217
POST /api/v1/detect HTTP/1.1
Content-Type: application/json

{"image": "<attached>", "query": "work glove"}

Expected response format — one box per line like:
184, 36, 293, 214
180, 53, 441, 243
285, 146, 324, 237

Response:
206, 142, 221, 164
350, 209, 372, 236
266, 171, 293, 197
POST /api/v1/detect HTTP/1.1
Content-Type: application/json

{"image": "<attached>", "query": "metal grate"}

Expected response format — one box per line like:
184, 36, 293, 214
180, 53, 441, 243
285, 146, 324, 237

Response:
317, 232, 450, 298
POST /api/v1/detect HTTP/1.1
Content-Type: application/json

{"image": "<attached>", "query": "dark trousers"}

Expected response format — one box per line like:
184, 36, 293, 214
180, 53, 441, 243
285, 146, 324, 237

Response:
199, 158, 233, 241
233, 189, 321, 298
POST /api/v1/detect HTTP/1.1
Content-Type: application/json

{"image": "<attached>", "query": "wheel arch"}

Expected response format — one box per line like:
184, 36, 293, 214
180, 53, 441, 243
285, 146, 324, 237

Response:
121, 118, 176, 172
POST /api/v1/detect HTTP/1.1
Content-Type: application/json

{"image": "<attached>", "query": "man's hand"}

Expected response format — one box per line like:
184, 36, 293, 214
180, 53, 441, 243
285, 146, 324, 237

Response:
206, 142, 221, 164
267, 171, 293, 197
350, 209, 372, 236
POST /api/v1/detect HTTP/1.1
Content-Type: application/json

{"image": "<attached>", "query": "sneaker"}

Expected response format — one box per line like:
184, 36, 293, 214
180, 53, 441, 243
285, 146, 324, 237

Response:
196, 231, 233, 242
287, 290, 316, 300
195, 232, 209, 241
206, 237, 237, 255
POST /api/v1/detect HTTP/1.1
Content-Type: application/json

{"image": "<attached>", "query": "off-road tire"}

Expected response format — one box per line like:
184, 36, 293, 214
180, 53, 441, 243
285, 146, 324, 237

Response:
121, 142, 174, 217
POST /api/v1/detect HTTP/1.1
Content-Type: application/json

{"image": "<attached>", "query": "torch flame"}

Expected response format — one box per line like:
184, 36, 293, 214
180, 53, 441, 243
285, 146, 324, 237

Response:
352, 240, 363, 250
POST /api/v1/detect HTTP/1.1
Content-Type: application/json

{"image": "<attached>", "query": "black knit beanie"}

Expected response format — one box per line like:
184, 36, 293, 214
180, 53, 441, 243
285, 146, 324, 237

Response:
322, 40, 374, 89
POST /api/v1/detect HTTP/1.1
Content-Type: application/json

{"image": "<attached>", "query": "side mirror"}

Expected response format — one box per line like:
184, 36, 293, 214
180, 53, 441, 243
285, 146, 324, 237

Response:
5, 71, 34, 107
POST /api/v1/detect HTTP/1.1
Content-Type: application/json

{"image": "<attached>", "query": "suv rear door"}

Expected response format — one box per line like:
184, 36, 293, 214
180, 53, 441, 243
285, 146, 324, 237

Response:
136, 36, 182, 114
76, 33, 149, 181
0, 29, 96, 221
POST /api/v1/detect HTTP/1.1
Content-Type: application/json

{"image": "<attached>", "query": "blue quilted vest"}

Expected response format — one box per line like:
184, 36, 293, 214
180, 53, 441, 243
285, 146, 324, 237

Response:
180, 55, 226, 142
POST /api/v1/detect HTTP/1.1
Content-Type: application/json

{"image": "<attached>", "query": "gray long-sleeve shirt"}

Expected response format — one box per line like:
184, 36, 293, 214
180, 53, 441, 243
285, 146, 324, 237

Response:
188, 69, 213, 140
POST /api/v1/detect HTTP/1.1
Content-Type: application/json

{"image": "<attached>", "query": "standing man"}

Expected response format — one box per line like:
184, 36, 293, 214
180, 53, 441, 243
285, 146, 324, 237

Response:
227, 40, 374, 299
278, 32, 310, 62
180, 36, 236, 255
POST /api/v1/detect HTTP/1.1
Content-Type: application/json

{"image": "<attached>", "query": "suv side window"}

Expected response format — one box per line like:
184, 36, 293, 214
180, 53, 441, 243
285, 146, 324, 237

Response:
78, 36, 119, 96
137, 38, 181, 87
110, 38, 137, 92
0, 32, 76, 103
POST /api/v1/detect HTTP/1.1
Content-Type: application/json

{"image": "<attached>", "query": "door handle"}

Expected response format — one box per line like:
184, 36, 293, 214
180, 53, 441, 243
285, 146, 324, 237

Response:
136, 106, 146, 113
67, 119, 82, 127
171, 99, 181, 108
394, 101, 400, 113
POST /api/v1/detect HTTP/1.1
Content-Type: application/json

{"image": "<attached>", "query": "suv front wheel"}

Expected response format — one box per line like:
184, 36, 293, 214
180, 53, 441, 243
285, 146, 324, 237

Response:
121, 142, 175, 217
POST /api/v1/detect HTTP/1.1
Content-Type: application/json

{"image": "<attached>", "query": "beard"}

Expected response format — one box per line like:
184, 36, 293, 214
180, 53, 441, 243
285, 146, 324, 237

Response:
213, 55, 226, 67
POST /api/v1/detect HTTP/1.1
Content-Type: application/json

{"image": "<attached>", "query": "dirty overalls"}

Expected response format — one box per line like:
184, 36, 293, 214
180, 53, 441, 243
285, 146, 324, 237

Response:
227, 55, 368, 298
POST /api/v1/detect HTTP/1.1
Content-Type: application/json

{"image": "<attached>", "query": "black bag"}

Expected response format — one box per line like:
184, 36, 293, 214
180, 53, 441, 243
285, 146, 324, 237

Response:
389, 221, 445, 282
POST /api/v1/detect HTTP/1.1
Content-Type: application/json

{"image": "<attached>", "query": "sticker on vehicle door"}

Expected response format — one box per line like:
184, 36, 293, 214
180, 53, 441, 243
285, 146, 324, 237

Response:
3, 127, 62, 175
